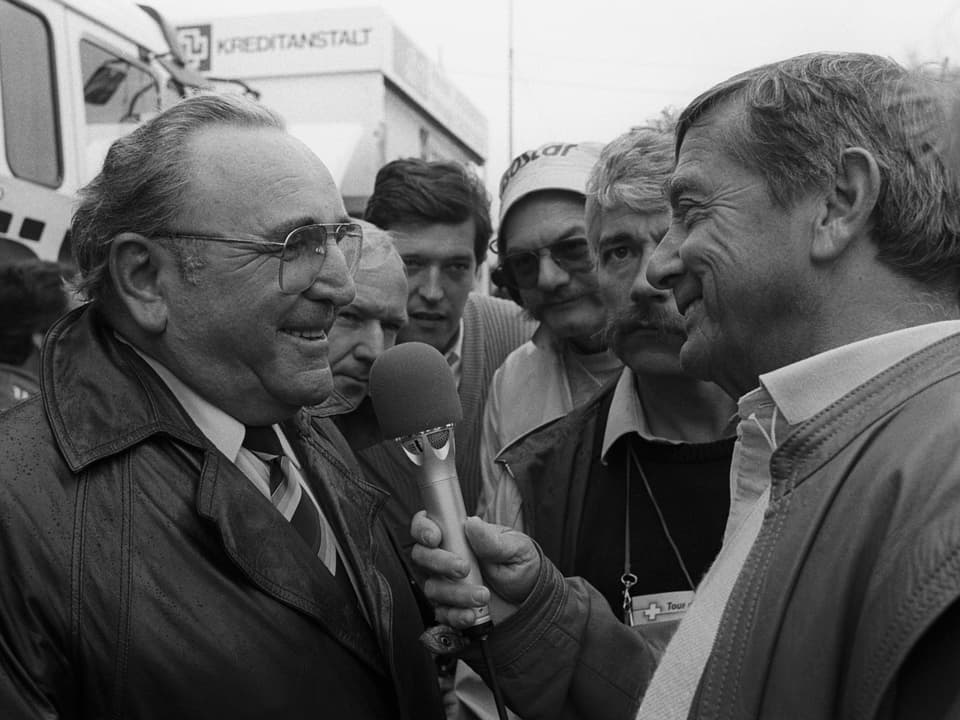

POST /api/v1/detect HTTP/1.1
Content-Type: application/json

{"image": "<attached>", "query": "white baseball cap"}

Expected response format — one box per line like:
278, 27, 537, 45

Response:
498, 141, 605, 224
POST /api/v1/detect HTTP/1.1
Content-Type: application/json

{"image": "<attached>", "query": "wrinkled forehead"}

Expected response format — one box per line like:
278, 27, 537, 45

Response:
184, 126, 346, 222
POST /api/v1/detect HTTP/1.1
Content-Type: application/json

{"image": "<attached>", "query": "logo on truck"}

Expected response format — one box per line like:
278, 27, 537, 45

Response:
177, 25, 212, 72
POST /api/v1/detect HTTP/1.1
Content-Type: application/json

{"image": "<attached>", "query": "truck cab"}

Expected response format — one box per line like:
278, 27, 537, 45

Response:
0, 0, 203, 264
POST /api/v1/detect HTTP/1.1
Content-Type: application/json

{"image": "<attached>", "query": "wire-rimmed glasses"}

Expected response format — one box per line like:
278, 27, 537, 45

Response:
158, 222, 364, 294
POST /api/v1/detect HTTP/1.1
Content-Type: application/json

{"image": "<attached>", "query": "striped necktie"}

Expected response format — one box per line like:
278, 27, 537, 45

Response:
242, 425, 332, 571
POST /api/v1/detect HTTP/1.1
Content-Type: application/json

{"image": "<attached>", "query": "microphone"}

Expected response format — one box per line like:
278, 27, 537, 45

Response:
369, 342, 492, 635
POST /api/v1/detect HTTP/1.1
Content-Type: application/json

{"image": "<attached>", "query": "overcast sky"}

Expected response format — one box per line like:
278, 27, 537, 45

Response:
149, 0, 960, 181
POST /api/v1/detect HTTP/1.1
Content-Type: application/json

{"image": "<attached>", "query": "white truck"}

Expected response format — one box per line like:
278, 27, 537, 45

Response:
0, 0, 206, 264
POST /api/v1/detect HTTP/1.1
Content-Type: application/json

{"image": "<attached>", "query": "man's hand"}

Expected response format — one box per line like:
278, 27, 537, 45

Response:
410, 512, 541, 629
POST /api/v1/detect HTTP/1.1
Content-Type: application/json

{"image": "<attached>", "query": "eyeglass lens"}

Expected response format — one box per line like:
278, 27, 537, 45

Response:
504, 237, 593, 289
279, 224, 363, 294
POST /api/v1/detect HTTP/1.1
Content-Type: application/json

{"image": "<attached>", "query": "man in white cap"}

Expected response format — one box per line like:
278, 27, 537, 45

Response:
478, 141, 623, 520
458, 141, 621, 720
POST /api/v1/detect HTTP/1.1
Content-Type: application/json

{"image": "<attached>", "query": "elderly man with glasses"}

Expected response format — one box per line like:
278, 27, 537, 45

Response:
0, 94, 444, 720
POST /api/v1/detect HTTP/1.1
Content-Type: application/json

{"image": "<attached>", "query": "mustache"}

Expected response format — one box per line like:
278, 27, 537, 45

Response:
604, 304, 685, 344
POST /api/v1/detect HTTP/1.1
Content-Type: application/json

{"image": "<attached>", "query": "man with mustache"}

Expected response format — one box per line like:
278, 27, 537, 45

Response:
458, 123, 737, 720
478, 140, 623, 524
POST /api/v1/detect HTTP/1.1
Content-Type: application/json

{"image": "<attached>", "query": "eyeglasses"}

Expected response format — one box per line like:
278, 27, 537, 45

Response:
158, 223, 363, 294
497, 236, 595, 290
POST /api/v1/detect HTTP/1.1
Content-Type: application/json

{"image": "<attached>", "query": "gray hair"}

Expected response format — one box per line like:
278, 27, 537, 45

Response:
677, 52, 960, 285
71, 93, 285, 303
351, 219, 405, 274
584, 113, 677, 247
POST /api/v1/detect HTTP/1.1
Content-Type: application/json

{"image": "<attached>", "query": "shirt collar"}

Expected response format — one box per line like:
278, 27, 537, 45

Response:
120, 337, 299, 468
760, 320, 960, 425
737, 385, 786, 449
601, 367, 685, 462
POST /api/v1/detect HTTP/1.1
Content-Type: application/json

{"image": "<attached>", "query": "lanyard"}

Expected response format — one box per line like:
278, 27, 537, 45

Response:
621, 443, 696, 626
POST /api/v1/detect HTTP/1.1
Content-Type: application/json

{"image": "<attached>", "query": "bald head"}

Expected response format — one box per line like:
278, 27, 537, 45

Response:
327, 223, 409, 411
354, 223, 406, 281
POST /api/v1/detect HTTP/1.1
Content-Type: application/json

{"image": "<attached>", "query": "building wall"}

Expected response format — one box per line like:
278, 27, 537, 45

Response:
382, 81, 482, 166
174, 8, 488, 217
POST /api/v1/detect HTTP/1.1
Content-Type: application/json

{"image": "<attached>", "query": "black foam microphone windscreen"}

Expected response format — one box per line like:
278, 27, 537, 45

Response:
369, 341, 463, 439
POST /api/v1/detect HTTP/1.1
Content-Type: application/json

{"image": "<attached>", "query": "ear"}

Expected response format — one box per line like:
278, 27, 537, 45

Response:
811, 147, 881, 263
108, 233, 171, 335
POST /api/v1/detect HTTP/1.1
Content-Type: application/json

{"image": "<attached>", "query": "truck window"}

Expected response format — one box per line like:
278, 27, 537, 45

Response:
0, 0, 62, 188
79, 40, 160, 185
80, 41, 160, 125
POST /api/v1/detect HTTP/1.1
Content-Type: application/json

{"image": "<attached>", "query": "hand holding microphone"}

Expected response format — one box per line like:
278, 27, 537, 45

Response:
369, 342, 539, 633
411, 512, 540, 629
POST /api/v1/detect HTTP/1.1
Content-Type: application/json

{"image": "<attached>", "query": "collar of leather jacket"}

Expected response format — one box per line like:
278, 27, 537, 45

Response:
41, 305, 210, 472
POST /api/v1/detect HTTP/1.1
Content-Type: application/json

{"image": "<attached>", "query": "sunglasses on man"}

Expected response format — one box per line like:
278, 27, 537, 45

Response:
494, 236, 594, 290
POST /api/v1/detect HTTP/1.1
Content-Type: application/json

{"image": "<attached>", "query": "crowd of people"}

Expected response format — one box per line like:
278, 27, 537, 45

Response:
1, 50, 960, 720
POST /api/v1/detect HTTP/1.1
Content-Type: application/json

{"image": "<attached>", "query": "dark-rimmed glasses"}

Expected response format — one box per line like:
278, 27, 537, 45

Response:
497, 236, 595, 290
158, 222, 363, 294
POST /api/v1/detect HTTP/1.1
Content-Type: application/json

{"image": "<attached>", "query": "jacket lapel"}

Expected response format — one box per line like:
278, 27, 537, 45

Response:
285, 416, 392, 640
195, 436, 386, 677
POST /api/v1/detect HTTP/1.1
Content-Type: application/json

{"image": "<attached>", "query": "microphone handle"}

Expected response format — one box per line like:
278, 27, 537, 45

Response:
416, 435, 492, 633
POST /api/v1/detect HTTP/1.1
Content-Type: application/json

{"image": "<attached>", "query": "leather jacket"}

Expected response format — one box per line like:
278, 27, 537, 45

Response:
0, 305, 443, 720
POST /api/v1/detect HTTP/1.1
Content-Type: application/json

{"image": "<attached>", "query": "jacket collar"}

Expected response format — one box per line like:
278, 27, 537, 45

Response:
497, 373, 614, 472
760, 320, 960, 426
771, 330, 960, 494
42, 305, 206, 472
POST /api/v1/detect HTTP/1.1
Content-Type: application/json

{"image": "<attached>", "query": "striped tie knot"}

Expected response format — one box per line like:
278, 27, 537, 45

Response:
242, 425, 285, 494
242, 424, 284, 457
